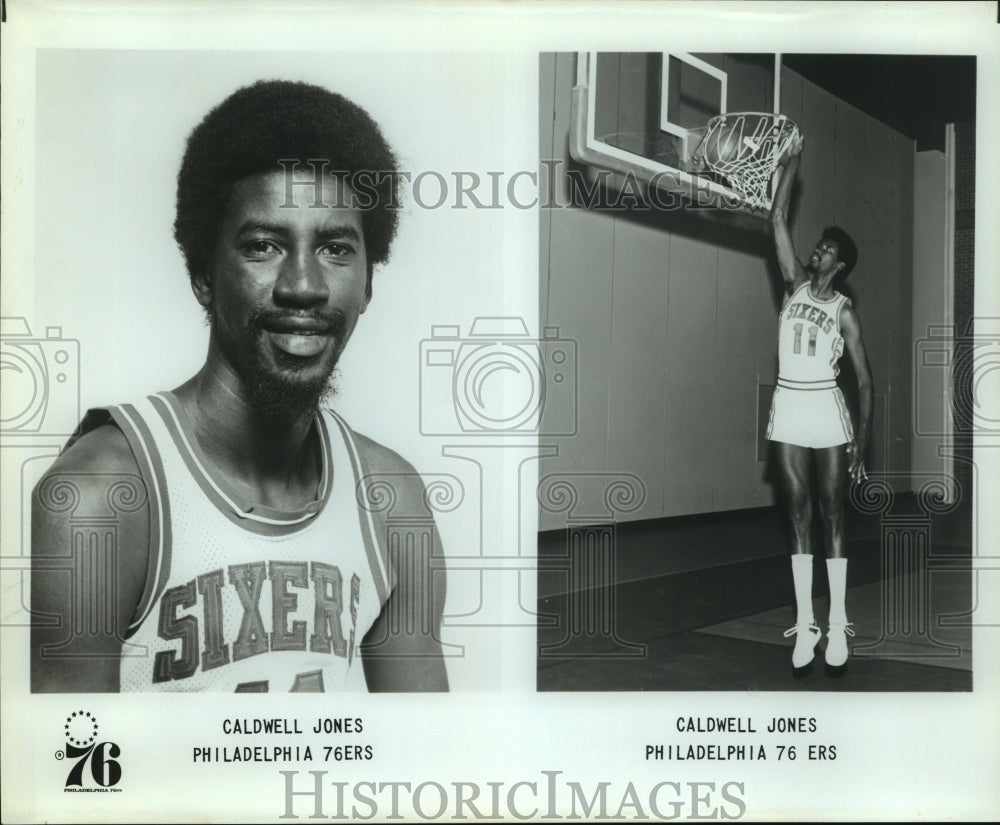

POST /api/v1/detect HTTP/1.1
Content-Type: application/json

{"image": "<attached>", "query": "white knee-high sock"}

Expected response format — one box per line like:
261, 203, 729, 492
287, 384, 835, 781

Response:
827, 558, 848, 625
791, 554, 814, 625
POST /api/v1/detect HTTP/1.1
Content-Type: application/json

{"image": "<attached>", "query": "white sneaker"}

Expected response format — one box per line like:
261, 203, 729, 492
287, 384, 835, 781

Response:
825, 621, 855, 676
783, 622, 822, 677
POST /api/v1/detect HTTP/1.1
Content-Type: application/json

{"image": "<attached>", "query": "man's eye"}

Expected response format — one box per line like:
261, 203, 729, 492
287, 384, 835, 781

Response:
321, 243, 353, 258
245, 240, 278, 256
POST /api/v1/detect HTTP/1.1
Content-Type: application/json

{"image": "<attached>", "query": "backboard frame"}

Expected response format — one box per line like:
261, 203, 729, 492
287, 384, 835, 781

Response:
659, 52, 729, 161
570, 51, 785, 217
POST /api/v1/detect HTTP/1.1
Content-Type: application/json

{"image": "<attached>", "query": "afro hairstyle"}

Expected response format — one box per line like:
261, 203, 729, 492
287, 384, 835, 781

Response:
821, 225, 858, 280
174, 80, 400, 289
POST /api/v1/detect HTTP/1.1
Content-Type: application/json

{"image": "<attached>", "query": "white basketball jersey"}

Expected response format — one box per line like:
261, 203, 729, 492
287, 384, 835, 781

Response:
776, 282, 851, 389
97, 393, 391, 692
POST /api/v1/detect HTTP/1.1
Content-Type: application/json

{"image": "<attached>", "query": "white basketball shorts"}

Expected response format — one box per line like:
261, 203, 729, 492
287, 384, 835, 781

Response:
766, 381, 854, 449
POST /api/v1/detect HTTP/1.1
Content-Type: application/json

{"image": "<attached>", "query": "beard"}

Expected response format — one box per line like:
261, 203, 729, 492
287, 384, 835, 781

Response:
239, 309, 349, 426
244, 358, 339, 426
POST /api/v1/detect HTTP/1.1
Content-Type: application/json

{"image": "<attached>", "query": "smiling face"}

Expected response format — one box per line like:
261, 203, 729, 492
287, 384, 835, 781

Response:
194, 168, 370, 423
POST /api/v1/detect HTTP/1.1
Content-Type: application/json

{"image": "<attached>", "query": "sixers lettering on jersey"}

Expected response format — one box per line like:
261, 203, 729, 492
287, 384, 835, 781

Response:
782, 300, 837, 336
73, 392, 391, 692
777, 282, 851, 386
154, 561, 362, 683
766, 281, 854, 448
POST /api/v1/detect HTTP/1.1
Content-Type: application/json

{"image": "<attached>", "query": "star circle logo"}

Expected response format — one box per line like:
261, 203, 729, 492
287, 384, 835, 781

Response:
65, 711, 99, 748
58, 710, 122, 789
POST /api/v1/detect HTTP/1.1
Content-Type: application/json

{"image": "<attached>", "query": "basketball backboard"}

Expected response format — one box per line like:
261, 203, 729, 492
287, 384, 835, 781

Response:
570, 52, 786, 215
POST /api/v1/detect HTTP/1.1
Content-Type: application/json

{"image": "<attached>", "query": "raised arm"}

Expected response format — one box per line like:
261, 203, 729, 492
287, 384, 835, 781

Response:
31, 425, 150, 692
840, 304, 874, 483
357, 437, 448, 692
769, 135, 808, 294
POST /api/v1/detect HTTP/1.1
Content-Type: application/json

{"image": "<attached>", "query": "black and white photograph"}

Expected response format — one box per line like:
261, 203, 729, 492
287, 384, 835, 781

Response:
28, 73, 457, 695
8, 45, 527, 699
537, 51, 978, 693
1, 2, 998, 823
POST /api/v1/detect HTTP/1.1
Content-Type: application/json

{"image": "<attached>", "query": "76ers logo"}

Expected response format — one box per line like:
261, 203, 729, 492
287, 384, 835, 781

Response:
57, 711, 122, 789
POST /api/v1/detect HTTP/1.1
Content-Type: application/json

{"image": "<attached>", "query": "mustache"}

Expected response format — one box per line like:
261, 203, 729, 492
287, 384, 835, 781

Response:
247, 309, 349, 336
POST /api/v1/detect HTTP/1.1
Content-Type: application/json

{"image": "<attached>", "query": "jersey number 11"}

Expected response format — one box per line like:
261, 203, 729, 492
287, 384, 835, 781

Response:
792, 323, 818, 356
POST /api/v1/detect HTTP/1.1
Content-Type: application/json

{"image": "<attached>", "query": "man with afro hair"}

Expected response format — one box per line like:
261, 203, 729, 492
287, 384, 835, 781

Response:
31, 81, 449, 693
766, 136, 873, 679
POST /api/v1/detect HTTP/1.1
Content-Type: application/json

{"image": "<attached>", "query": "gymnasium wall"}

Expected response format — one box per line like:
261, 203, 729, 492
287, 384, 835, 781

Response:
910, 150, 951, 485
952, 120, 976, 503
539, 53, 917, 530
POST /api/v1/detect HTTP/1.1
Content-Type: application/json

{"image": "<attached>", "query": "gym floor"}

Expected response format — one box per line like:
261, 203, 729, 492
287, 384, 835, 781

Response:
536, 497, 973, 691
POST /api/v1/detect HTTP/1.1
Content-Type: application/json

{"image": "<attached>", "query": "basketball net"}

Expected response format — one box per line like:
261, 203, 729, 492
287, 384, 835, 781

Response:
692, 113, 801, 211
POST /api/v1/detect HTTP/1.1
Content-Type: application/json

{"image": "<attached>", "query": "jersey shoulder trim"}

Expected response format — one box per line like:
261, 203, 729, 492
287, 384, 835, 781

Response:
324, 409, 392, 605
834, 292, 852, 333
102, 403, 174, 636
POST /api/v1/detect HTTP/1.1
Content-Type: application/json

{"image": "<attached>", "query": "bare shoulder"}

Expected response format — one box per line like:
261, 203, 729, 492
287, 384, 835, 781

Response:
33, 423, 145, 515
839, 299, 863, 338
352, 430, 419, 475
351, 431, 428, 516
31, 421, 150, 692
47, 422, 142, 477
354, 430, 449, 691
32, 421, 150, 590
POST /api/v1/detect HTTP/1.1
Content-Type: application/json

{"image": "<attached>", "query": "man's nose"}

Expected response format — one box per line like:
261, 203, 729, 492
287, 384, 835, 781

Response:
274, 250, 329, 306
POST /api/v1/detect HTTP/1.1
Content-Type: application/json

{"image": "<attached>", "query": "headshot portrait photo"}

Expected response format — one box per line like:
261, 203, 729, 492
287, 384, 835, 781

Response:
17, 48, 535, 694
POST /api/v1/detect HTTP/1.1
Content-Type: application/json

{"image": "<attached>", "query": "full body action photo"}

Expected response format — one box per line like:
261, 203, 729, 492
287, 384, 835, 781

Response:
767, 137, 874, 678
31, 81, 448, 693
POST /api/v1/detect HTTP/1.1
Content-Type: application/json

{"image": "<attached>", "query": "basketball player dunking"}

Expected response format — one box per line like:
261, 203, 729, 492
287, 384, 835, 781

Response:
30, 81, 448, 692
767, 136, 873, 677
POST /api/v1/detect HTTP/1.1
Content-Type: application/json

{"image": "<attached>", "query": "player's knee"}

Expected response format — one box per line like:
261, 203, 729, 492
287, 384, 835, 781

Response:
785, 492, 811, 526
817, 495, 843, 526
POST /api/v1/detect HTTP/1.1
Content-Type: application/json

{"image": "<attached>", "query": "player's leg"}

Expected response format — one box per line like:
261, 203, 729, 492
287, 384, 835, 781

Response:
816, 444, 849, 558
775, 441, 813, 556
816, 444, 854, 674
775, 441, 821, 674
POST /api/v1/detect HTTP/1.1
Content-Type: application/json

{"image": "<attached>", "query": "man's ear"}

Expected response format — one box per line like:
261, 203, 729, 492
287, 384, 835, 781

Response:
191, 269, 215, 323
191, 269, 213, 310
835, 260, 846, 273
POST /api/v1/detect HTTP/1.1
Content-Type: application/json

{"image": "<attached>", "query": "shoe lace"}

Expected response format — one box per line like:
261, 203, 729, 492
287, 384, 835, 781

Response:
783, 623, 820, 638
828, 622, 856, 637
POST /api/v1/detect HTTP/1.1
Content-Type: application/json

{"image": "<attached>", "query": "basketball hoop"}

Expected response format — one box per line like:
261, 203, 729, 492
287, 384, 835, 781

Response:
690, 113, 801, 211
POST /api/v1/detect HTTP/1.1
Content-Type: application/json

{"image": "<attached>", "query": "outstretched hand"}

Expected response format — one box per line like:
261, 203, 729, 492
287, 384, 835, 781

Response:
779, 134, 804, 167
846, 441, 867, 484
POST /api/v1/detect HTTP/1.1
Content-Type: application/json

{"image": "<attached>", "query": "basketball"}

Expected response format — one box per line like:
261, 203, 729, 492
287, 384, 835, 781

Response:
702, 121, 743, 167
